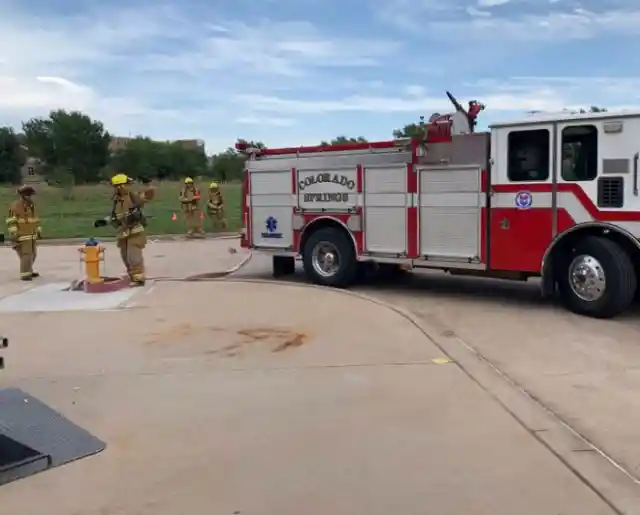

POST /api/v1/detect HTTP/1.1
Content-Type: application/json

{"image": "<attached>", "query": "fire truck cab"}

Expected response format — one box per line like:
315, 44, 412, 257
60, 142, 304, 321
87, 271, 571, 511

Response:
238, 92, 640, 319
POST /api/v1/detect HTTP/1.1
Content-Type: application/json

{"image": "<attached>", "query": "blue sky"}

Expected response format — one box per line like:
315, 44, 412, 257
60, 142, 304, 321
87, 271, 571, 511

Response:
2, 0, 640, 153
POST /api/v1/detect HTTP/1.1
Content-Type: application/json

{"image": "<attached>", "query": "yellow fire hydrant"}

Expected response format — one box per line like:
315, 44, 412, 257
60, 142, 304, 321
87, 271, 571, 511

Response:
79, 237, 105, 284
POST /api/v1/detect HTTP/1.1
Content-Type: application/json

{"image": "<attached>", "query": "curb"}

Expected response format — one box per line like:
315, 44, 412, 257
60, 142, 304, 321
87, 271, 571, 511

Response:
212, 277, 640, 514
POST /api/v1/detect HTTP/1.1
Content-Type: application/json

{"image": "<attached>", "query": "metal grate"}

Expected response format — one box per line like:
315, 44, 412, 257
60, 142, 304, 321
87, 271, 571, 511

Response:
597, 177, 624, 208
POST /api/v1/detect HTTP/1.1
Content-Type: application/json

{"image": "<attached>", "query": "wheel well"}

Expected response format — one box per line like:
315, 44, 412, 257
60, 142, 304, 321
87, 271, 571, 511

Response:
298, 217, 357, 255
543, 224, 640, 293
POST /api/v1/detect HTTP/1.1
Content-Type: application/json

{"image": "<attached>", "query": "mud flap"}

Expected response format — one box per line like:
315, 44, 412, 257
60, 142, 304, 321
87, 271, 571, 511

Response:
0, 388, 106, 486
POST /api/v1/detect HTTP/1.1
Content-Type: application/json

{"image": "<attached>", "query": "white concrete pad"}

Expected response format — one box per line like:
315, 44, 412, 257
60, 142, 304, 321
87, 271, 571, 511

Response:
0, 282, 137, 312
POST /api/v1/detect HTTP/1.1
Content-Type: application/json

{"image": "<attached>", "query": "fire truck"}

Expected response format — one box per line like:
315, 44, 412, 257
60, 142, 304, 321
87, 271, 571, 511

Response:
237, 91, 640, 319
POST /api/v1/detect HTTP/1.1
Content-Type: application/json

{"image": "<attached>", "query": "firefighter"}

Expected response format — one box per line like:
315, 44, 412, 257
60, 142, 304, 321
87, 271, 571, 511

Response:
95, 174, 155, 286
6, 185, 41, 281
179, 177, 204, 238
206, 182, 228, 231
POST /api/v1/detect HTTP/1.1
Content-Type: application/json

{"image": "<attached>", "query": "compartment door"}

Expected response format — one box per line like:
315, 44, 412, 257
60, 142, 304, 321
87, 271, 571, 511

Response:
250, 170, 293, 248
419, 166, 482, 260
363, 165, 408, 255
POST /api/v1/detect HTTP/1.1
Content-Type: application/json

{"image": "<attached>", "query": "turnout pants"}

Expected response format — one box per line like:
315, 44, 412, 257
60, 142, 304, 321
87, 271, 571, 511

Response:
207, 208, 227, 231
184, 209, 204, 237
14, 240, 37, 278
118, 233, 146, 282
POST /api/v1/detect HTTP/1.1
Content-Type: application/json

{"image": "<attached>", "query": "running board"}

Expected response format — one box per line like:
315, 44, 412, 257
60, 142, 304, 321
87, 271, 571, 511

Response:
0, 388, 106, 486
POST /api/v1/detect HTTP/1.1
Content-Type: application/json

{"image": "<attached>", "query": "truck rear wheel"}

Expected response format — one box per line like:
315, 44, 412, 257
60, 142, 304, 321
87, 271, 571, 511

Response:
302, 227, 357, 288
558, 236, 636, 318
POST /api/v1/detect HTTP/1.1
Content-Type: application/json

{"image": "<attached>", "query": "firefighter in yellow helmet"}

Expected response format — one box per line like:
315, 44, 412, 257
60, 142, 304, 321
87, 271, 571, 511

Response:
206, 182, 227, 232
95, 174, 155, 286
6, 185, 41, 280
179, 177, 204, 238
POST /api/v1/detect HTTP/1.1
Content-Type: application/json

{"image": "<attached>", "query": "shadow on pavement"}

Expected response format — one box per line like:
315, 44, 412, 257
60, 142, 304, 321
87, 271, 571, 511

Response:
236, 265, 640, 323
237, 266, 552, 307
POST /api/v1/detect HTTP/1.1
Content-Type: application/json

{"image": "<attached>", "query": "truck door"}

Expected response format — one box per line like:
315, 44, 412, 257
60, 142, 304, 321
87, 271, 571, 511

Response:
490, 124, 554, 272
555, 122, 599, 232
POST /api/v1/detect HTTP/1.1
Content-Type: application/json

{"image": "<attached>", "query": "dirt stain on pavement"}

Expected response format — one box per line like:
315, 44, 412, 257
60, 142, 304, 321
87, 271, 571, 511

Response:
205, 327, 308, 356
237, 328, 307, 353
144, 323, 225, 346
144, 324, 308, 356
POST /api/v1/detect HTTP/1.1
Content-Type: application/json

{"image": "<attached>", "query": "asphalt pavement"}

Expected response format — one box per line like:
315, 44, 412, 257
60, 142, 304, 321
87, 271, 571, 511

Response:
0, 240, 637, 514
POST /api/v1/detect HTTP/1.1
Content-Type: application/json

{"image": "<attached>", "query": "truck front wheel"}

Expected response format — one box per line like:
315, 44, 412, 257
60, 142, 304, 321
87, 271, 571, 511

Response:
557, 236, 636, 318
302, 227, 357, 288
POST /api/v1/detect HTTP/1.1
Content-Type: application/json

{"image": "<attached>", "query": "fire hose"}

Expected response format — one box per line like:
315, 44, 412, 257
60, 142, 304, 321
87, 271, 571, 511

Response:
146, 249, 253, 282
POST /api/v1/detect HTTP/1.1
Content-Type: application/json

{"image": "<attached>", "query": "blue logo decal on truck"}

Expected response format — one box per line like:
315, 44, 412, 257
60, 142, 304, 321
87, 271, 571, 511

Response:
515, 191, 532, 209
261, 216, 283, 238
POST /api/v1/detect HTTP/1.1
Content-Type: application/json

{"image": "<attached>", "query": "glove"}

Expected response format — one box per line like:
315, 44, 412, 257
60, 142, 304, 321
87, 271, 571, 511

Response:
94, 219, 108, 228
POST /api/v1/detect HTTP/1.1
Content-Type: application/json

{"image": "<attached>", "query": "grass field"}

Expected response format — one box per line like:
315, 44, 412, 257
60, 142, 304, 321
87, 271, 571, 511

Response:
0, 181, 242, 240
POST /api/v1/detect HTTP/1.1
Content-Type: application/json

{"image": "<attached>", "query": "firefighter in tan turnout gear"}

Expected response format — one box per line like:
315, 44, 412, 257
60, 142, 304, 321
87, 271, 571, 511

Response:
6, 185, 41, 281
206, 182, 227, 231
179, 177, 204, 238
94, 174, 155, 286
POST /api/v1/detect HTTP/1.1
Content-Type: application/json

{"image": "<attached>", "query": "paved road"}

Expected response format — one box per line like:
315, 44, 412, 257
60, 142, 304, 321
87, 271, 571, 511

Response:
0, 241, 638, 513
235, 254, 640, 511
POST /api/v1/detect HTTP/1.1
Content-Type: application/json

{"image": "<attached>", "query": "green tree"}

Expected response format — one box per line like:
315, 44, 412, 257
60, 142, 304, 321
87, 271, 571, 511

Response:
210, 139, 266, 182
320, 136, 368, 145
159, 141, 208, 179
579, 106, 607, 113
0, 127, 24, 184
211, 149, 244, 182
392, 117, 427, 139
108, 137, 159, 180
109, 137, 208, 181
22, 110, 110, 183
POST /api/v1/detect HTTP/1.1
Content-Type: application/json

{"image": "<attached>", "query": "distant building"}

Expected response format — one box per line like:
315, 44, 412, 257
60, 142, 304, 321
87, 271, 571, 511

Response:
173, 139, 205, 151
19, 146, 45, 184
108, 136, 133, 153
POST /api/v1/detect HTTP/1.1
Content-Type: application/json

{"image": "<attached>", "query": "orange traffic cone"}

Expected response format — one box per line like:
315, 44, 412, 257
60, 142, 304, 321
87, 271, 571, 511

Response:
171, 212, 177, 221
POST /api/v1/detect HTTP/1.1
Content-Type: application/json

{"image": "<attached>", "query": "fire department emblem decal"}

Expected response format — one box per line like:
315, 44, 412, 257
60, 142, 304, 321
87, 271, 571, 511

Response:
515, 191, 532, 210
261, 216, 283, 239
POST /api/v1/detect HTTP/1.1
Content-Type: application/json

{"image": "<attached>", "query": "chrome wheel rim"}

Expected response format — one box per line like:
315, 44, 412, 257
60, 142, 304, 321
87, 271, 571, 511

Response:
568, 254, 606, 302
311, 242, 341, 277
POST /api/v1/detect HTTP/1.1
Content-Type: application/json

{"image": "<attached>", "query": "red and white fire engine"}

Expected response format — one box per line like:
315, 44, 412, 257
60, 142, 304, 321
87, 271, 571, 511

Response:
237, 91, 640, 319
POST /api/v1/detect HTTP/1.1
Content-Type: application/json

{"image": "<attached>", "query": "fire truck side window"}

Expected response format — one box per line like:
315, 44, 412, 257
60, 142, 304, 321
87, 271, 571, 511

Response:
561, 125, 598, 182
507, 129, 550, 182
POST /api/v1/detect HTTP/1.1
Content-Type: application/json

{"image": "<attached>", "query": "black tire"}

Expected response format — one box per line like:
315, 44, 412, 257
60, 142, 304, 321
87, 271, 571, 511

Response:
557, 236, 636, 318
272, 256, 295, 278
302, 227, 357, 287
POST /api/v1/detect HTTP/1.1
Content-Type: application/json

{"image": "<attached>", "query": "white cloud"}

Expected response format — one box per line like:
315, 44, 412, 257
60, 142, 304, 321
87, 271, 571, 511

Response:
233, 90, 564, 114
142, 20, 401, 76
4, 0, 640, 153
466, 6, 491, 16
379, 0, 640, 40
0, 3, 401, 151
405, 85, 426, 96
477, 0, 510, 6
236, 116, 296, 126
234, 76, 640, 115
